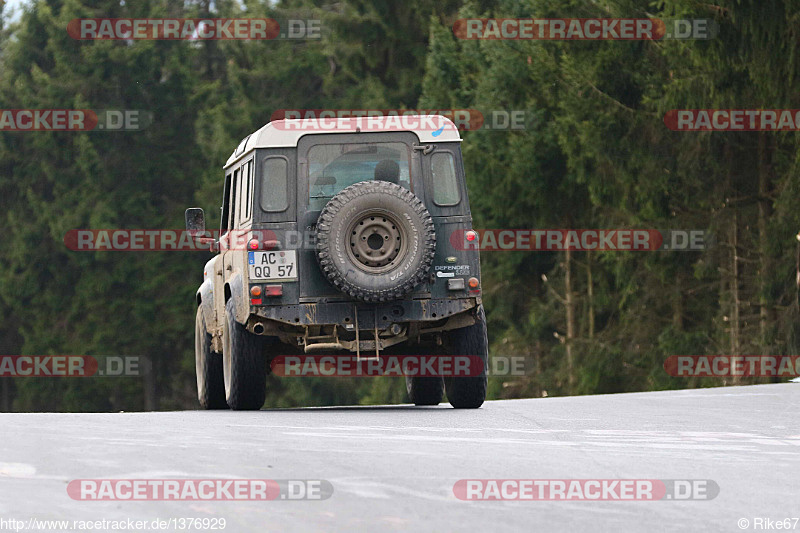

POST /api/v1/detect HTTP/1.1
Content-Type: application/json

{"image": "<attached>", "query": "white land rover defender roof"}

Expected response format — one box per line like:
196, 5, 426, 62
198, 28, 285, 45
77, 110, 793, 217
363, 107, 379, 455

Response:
225, 114, 462, 168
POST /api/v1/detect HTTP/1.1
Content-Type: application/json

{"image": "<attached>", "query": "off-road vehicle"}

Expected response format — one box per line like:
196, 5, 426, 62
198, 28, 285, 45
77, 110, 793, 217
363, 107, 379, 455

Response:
186, 115, 487, 410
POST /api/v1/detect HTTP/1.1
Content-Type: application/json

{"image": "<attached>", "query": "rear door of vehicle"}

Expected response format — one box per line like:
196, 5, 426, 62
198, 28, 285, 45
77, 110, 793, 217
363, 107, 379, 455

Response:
296, 132, 424, 301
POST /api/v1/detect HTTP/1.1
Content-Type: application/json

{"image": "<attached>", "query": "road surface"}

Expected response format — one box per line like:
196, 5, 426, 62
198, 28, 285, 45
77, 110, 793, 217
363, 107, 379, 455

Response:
0, 383, 797, 532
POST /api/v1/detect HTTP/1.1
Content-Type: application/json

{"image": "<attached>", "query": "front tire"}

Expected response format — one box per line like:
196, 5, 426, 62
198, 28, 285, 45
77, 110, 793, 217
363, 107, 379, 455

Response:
195, 306, 227, 409
444, 307, 488, 409
223, 298, 266, 410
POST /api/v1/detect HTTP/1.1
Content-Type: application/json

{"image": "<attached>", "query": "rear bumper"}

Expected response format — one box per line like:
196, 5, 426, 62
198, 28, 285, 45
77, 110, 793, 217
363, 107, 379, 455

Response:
251, 297, 480, 330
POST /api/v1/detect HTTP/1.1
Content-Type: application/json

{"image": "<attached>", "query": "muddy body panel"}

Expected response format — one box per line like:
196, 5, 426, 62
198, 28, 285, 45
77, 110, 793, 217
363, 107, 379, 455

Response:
192, 116, 482, 355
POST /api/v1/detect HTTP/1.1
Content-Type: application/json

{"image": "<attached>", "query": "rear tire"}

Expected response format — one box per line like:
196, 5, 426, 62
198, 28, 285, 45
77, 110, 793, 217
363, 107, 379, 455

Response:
223, 298, 266, 410
406, 376, 444, 406
195, 307, 227, 410
444, 307, 488, 409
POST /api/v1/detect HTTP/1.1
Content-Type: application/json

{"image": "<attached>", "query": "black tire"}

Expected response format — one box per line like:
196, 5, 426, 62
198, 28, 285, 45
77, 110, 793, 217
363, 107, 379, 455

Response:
444, 307, 488, 409
406, 376, 444, 406
222, 298, 266, 410
316, 181, 436, 302
195, 306, 227, 410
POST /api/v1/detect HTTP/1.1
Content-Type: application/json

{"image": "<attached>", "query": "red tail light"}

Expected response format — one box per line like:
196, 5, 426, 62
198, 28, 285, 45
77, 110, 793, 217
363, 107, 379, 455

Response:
264, 285, 283, 297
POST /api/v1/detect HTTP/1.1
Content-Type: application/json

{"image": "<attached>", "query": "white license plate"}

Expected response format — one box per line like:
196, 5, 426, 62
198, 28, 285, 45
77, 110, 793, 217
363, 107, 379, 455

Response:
248, 251, 297, 281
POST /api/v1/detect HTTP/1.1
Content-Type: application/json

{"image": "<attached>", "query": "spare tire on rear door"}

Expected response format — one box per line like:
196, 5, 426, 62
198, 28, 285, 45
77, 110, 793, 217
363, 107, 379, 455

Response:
316, 181, 436, 302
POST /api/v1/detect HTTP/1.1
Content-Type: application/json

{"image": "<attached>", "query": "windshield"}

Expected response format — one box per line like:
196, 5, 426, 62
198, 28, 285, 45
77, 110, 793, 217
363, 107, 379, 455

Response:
307, 142, 411, 210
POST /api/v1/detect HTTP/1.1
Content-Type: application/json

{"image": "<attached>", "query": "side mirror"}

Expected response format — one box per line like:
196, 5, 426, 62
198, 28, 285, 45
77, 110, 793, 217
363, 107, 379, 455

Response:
185, 208, 218, 252
185, 207, 205, 233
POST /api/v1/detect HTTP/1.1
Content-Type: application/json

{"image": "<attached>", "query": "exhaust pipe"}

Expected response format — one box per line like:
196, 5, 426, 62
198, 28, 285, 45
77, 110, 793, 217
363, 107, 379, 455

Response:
253, 323, 265, 335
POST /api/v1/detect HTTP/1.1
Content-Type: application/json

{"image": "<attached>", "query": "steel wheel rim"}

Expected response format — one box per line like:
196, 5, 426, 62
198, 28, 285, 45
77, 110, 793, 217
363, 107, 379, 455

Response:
346, 210, 408, 273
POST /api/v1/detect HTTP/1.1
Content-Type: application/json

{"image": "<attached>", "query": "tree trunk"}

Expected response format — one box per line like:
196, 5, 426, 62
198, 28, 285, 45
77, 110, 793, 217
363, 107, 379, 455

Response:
757, 133, 775, 350
565, 247, 576, 388
730, 213, 741, 384
143, 355, 158, 411
586, 251, 595, 339
1, 379, 10, 412
673, 272, 683, 331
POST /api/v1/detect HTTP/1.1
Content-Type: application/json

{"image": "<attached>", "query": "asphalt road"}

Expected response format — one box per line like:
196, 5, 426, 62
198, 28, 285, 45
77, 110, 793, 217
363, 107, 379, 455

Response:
0, 383, 797, 532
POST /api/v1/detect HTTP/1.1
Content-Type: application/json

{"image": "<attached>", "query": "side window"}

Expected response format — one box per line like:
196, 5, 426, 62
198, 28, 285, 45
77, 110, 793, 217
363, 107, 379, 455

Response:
244, 160, 253, 219
230, 168, 239, 229
431, 152, 460, 206
221, 173, 232, 234
237, 161, 253, 225
261, 157, 289, 212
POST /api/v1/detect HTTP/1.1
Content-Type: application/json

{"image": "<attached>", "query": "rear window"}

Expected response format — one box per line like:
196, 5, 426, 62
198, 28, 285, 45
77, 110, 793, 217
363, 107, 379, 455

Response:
308, 142, 411, 210
431, 152, 460, 206
261, 157, 288, 212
